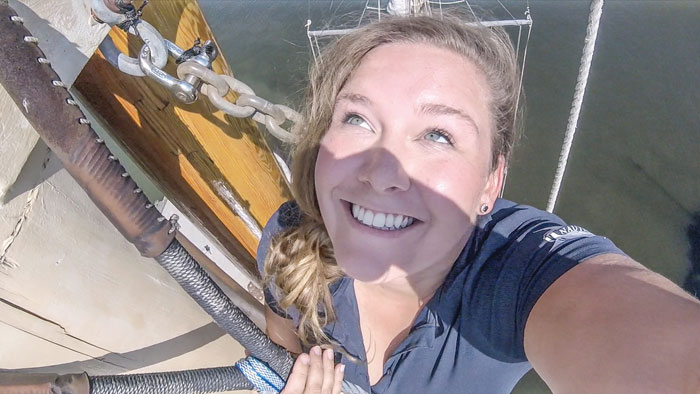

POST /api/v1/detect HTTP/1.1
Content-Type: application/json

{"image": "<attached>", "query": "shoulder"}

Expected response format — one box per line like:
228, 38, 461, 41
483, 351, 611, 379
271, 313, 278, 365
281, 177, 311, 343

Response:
256, 201, 301, 271
456, 198, 624, 362
257, 201, 302, 321
478, 198, 566, 239
473, 198, 618, 265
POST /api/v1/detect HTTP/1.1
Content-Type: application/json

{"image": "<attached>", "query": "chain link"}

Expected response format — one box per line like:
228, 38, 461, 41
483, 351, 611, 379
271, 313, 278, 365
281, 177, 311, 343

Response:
200, 74, 255, 118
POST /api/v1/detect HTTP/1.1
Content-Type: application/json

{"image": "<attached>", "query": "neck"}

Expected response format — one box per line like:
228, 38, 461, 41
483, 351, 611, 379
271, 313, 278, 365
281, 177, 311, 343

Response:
354, 264, 452, 307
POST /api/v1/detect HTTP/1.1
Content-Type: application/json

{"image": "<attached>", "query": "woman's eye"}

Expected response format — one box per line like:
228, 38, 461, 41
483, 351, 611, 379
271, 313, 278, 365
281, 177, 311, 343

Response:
344, 114, 371, 130
424, 130, 454, 145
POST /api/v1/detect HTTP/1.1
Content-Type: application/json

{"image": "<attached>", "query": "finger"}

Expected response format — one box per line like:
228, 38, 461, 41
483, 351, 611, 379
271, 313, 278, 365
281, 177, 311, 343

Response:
280, 353, 310, 394
331, 363, 345, 394
320, 348, 335, 393
305, 346, 324, 393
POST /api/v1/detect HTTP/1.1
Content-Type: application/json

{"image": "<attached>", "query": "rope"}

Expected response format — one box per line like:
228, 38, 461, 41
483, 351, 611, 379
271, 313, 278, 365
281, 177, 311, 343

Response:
89, 367, 253, 394
155, 240, 295, 378
546, 0, 604, 213
236, 356, 286, 393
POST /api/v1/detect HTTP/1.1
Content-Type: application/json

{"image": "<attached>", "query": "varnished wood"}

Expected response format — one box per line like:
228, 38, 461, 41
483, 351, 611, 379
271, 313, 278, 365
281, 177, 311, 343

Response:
73, 0, 291, 274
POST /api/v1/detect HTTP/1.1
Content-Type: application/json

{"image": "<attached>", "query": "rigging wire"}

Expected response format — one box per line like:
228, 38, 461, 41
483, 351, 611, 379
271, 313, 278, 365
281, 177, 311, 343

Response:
305, 20, 319, 64
359, 0, 371, 25
546, 0, 604, 212
500, 4, 532, 198
497, 0, 516, 21
464, 0, 477, 19
514, 3, 529, 113
428, 0, 467, 5
511, 8, 531, 157
500, 10, 531, 198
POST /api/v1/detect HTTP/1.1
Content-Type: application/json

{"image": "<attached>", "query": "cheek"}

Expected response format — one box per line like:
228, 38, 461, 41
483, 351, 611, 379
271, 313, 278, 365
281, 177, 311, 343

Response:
315, 130, 370, 190
433, 179, 450, 194
314, 149, 335, 198
314, 142, 335, 210
314, 137, 357, 223
419, 162, 486, 216
321, 127, 371, 158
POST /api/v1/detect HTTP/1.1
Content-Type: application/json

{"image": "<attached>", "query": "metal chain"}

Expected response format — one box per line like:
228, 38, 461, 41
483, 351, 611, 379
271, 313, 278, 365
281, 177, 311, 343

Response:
152, 39, 298, 143
92, 1, 299, 144
188, 62, 299, 143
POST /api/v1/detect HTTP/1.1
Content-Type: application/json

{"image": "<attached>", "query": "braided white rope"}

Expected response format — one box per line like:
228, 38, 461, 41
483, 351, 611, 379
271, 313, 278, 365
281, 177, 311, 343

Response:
546, 0, 604, 213
235, 356, 285, 393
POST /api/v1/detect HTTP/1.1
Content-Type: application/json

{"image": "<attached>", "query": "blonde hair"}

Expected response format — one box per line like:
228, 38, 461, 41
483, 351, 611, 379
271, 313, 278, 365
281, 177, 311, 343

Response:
264, 14, 523, 347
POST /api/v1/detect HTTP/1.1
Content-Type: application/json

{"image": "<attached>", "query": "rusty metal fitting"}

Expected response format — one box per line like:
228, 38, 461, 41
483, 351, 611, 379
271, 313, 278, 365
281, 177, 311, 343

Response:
0, 372, 89, 394
90, 0, 129, 25
104, 0, 133, 13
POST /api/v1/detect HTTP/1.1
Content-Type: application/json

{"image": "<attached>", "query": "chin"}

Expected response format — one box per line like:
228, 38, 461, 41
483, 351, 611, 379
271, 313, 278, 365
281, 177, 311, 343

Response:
334, 249, 387, 280
334, 247, 410, 283
340, 265, 388, 282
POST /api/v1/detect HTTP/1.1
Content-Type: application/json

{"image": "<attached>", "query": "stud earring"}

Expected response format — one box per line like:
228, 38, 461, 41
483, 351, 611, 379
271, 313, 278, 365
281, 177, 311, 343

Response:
480, 204, 489, 214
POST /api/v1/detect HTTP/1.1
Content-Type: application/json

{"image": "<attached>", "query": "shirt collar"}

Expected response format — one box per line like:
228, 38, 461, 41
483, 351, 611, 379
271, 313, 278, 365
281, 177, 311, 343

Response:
324, 277, 446, 361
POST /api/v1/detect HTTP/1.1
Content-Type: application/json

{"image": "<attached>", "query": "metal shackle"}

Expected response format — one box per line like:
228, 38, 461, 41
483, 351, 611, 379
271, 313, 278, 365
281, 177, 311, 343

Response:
139, 45, 197, 103
98, 19, 169, 77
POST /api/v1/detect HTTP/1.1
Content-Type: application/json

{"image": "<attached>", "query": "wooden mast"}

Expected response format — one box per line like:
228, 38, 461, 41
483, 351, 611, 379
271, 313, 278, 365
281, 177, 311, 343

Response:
73, 0, 291, 274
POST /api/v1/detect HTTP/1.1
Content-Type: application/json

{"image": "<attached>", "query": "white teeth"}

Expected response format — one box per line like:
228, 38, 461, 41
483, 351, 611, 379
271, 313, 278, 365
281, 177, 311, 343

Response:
350, 203, 416, 231
372, 212, 385, 227
362, 210, 374, 226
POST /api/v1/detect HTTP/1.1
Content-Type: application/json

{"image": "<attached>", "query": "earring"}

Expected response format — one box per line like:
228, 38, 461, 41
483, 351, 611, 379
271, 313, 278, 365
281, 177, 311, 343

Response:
480, 204, 489, 214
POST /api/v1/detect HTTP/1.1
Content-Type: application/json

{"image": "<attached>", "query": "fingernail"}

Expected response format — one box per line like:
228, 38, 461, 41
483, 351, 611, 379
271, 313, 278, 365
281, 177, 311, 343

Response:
300, 354, 310, 365
324, 349, 333, 360
334, 351, 342, 364
340, 364, 345, 372
311, 346, 322, 356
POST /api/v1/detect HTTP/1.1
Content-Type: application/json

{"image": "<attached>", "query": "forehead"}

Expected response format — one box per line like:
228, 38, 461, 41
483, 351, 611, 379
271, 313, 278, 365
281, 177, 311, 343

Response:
339, 42, 492, 128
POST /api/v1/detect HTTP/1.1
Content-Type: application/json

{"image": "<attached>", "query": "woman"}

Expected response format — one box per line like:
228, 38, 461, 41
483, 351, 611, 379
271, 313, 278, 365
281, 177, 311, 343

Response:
256, 15, 700, 394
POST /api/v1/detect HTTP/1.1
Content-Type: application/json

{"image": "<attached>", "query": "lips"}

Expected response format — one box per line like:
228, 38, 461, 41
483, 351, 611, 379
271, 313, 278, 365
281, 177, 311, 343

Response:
350, 202, 416, 231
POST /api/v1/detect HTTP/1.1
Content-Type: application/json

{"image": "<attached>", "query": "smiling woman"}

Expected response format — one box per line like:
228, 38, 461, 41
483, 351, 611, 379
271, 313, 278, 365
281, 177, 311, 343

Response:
315, 42, 498, 284
258, 14, 700, 394
265, 13, 520, 352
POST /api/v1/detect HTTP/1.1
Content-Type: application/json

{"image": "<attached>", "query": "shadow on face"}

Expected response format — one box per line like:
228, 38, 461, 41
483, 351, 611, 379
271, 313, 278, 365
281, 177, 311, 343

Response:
311, 141, 501, 290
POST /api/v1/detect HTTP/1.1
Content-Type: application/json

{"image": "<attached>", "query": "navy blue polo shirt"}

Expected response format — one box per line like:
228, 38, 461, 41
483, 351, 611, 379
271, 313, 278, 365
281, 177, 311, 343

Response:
257, 199, 624, 394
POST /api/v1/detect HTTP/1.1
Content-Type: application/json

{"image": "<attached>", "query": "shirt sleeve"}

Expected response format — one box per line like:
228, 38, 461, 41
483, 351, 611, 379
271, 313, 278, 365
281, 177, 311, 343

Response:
462, 199, 625, 362
256, 201, 301, 319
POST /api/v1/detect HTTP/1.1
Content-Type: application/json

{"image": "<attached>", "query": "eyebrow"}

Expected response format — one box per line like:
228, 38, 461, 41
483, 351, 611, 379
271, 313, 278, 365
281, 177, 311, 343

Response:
420, 103, 480, 134
335, 92, 372, 106
336, 92, 480, 134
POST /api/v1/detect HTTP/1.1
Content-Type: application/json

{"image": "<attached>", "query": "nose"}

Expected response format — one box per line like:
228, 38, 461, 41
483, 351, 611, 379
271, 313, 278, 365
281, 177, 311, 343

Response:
357, 147, 411, 193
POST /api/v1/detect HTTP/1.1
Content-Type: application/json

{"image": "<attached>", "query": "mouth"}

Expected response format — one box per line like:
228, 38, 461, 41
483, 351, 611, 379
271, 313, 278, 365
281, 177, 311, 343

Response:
345, 200, 419, 231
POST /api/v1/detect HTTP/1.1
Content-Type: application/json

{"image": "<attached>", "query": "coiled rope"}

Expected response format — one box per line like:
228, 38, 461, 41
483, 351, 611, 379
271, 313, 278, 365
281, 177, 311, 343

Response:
546, 0, 604, 213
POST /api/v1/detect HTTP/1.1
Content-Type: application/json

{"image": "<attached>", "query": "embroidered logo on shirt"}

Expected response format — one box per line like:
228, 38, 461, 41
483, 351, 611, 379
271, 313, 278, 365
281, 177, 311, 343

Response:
543, 225, 594, 243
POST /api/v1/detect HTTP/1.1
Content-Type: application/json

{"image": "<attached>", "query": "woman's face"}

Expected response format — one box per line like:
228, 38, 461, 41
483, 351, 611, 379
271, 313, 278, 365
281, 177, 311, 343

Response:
315, 42, 504, 284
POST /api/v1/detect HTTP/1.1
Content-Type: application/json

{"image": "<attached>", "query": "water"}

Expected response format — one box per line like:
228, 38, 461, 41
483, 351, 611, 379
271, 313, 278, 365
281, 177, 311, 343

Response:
199, 1, 700, 392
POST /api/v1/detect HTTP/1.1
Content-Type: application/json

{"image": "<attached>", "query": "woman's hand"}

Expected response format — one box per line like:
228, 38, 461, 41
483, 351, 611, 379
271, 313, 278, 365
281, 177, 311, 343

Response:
281, 346, 345, 394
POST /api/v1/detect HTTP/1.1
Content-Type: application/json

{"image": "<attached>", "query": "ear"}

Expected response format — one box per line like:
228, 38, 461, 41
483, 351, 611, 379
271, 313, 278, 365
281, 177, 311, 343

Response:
479, 155, 506, 215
